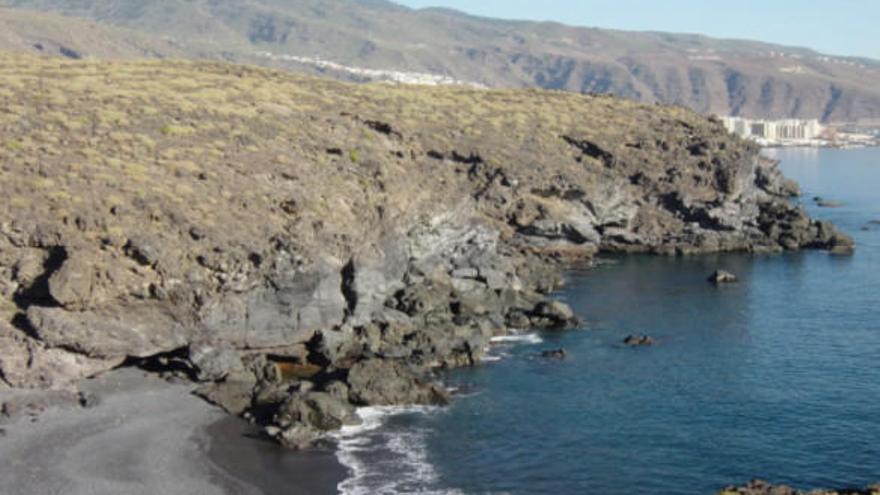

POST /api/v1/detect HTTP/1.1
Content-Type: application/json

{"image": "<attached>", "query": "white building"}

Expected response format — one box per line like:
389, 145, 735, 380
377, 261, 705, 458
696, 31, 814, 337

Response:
721, 117, 823, 145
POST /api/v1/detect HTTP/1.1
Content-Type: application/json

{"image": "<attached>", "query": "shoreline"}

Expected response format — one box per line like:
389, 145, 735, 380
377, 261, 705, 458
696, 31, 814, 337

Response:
205, 415, 346, 495
0, 368, 343, 495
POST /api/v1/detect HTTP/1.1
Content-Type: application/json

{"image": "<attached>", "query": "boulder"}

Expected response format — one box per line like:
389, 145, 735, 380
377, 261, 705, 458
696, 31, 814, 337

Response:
708, 270, 738, 284
124, 235, 162, 266
47, 254, 97, 309
267, 424, 321, 451
529, 300, 578, 329
274, 391, 359, 432
623, 335, 655, 346
77, 391, 100, 409
346, 359, 450, 406
268, 391, 361, 449
194, 375, 257, 415
829, 235, 856, 256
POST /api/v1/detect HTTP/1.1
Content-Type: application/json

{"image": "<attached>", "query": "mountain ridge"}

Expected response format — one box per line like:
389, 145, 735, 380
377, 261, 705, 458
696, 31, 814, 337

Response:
1, 0, 879, 122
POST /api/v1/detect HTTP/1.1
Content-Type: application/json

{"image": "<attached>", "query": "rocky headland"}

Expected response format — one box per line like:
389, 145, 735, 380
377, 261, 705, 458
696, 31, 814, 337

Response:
0, 52, 855, 449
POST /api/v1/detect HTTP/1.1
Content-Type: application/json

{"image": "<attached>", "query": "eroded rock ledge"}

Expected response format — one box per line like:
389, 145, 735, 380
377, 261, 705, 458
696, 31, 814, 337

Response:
0, 53, 853, 447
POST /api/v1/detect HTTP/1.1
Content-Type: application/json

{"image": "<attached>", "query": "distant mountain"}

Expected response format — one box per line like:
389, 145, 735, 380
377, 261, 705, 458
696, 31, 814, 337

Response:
2, 0, 879, 122
0, 7, 186, 59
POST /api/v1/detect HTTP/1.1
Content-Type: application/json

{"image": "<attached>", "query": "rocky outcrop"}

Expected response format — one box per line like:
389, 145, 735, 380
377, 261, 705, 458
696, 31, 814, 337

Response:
347, 359, 450, 406
719, 479, 880, 495
709, 270, 739, 285
623, 335, 655, 347
0, 53, 854, 446
268, 391, 361, 449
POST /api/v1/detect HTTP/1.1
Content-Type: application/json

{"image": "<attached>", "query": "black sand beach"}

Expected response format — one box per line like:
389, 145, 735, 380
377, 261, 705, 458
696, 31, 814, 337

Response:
0, 369, 344, 495
206, 416, 346, 495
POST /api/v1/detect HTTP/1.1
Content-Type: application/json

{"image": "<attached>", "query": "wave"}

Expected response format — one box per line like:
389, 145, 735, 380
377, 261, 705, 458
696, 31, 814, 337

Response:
334, 406, 464, 495
490, 333, 544, 344
335, 332, 544, 494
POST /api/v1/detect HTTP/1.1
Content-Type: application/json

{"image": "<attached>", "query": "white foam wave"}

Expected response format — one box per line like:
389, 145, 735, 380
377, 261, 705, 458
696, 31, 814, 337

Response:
335, 405, 463, 495
490, 333, 544, 344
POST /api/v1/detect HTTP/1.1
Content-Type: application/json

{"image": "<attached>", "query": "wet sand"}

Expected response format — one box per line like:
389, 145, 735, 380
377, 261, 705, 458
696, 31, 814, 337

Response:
206, 415, 346, 495
0, 368, 344, 495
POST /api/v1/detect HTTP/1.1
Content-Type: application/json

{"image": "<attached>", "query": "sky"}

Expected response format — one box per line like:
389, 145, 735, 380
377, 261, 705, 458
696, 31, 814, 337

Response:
395, 0, 880, 60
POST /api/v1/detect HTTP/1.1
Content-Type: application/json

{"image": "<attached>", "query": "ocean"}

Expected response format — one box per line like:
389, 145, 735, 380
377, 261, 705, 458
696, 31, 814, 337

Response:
334, 147, 880, 494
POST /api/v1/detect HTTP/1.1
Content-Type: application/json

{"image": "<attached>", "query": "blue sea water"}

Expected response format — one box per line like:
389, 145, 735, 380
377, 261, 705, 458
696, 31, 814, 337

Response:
338, 148, 880, 495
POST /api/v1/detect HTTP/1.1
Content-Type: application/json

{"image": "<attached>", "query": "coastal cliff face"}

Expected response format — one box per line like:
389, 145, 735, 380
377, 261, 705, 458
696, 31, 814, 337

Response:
0, 53, 853, 446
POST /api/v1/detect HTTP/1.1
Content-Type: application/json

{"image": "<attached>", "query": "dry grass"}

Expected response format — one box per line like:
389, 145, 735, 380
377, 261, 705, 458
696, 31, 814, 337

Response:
0, 51, 742, 299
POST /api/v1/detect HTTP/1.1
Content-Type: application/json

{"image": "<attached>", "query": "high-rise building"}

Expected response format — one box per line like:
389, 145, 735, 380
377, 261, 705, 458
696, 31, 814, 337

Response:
720, 117, 822, 143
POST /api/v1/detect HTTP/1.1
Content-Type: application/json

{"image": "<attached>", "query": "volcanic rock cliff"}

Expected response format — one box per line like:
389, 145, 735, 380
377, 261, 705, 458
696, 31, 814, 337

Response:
0, 53, 852, 446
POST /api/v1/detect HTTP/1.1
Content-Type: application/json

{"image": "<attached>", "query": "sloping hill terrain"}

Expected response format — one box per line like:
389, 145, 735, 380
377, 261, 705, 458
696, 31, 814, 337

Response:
1, 0, 879, 121
0, 7, 186, 59
0, 52, 851, 445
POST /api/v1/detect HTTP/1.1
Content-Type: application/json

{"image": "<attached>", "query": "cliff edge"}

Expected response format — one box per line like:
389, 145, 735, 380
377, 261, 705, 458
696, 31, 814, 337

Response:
0, 53, 853, 446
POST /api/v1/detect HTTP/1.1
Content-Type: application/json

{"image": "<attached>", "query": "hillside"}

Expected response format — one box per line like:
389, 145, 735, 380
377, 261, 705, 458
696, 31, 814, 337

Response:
0, 7, 186, 59
0, 51, 852, 446
1, 0, 880, 121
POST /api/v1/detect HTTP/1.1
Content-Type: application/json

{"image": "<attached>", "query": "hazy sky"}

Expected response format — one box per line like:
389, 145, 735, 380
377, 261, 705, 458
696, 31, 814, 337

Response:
396, 0, 880, 60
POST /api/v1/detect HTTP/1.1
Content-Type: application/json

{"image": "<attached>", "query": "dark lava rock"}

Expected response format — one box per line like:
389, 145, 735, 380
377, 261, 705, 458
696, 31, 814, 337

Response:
346, 359, 450, 406
718, 479, 880, 495
0, 401, 16, 418
276, 392, 358, 431
77, 391, 100, 409
529, 300, 578, 329
539, 348, 567, 359
708, 270, 738, 284
828, 235, 856, 256
267, 391, 360, 450
124, 235, 161, 266
195, 376, 257, 415
623, 335, 655, 346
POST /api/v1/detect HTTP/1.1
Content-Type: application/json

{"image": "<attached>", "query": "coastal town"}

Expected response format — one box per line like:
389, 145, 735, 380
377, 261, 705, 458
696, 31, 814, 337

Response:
721, 116, 879, 147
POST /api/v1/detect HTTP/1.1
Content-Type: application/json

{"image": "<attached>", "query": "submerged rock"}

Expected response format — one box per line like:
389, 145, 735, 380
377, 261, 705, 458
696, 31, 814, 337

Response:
623, 335, 655, 346
539, 348, 567, 359
814, 197, 845, 208
708, 270, 738, 284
